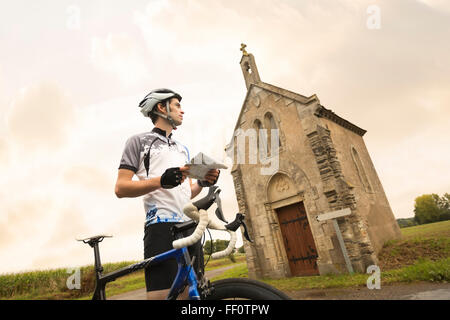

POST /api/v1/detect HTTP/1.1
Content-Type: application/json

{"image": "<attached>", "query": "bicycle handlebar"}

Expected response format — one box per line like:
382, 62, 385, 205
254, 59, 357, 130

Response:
172, 202, 237, 259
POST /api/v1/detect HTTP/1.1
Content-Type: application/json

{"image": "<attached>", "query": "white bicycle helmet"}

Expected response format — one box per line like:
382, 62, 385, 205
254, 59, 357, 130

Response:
138, 88, 182, 127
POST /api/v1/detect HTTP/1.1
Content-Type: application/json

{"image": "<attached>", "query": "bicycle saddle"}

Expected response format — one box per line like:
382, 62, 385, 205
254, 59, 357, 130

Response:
76, 234, 113, 245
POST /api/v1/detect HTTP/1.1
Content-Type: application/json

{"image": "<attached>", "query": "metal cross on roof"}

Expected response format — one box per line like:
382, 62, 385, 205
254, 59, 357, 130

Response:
240, 43, 249, 56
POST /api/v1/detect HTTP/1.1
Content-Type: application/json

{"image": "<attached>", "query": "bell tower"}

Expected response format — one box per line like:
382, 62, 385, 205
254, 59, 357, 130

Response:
240, 43, 261, 90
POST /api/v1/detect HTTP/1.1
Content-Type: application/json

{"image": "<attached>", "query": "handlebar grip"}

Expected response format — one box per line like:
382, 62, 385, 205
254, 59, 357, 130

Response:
176, 200, 237, 257
172, 209, 208, 249
183, 203, 226, 231
183, 203, 201, 220
211, 231, 237, 259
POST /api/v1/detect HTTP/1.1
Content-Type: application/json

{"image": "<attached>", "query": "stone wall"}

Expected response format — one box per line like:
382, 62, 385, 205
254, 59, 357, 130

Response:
320, 118, 402, 254
305, 124, 378, 272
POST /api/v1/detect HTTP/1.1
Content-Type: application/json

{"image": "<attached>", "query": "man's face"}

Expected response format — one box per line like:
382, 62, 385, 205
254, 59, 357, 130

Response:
168, 98, 184, 126
158, 98, 184, 126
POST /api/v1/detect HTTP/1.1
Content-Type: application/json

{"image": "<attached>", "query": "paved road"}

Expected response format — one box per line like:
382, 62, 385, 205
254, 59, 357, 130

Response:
109, 264, 241, 300
286, 282, 450, 300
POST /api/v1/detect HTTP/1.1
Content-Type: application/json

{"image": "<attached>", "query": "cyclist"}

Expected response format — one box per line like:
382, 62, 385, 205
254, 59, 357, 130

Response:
115, 88, 220, 300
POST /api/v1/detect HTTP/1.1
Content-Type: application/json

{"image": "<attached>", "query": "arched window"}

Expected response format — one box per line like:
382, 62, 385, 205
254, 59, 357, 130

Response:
253, 119, 264, 160
351, 147, 373, 193
264, 112, 281, 157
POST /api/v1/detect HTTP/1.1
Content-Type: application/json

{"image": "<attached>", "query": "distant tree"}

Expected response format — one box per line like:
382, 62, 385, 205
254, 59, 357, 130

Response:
396, 218, 417, 228
436, 193, 450, 221
203, 239, 230, 256
238, 246, 245, 254
414, 194, 441, 224
414, 193, 450, 225
203, 240, 214, 256
214, 240, 230, 253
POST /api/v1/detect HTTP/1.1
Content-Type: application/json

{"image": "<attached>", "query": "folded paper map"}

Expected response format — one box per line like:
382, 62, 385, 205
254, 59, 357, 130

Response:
186, 152, 228, 180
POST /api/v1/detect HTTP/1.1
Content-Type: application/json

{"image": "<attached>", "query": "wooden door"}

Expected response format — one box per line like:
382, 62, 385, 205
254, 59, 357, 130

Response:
276, 202, 319, 276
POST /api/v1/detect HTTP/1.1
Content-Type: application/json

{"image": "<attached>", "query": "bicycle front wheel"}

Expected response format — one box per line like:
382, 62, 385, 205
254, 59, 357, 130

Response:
205, 278, 291, 300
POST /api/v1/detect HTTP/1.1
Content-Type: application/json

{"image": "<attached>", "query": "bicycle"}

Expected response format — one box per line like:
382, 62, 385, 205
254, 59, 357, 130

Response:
77, 186, 291, 300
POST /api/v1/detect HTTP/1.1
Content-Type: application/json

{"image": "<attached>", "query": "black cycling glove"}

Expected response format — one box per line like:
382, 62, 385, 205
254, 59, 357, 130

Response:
198, 170, 220, 188
161, 167, 183, 189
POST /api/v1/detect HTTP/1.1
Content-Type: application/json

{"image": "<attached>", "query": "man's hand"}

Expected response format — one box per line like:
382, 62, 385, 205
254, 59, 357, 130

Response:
179, 166, 190, 182
161, 166, 190, 189
198, 169, 220, 187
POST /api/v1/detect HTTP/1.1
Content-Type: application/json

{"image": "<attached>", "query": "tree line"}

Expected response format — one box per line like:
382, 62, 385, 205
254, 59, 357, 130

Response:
203, 239, 245, 255
397, 193, 450, 228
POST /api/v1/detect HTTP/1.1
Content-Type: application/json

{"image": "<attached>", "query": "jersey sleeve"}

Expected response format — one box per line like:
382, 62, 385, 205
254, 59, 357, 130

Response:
118, 135, 141, 173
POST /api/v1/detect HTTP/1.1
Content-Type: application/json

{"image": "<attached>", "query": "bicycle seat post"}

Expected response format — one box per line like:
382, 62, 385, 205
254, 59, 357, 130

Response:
89, 240, 104, 278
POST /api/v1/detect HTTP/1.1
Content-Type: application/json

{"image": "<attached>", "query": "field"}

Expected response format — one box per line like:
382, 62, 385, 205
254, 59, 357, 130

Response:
0, 221, 448, 299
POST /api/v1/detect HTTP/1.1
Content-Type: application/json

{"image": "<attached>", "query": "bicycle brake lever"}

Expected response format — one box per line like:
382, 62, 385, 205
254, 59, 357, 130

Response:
215, 207, 227, 224
225, 214, 253, 243
213, 188, 228, 223
224, 213, 244, 231
192, 186, 217, 211
241, 221, 253, 243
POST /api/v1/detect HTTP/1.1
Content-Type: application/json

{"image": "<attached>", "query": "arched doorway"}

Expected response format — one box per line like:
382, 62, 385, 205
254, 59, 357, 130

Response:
268, 173, 319, 276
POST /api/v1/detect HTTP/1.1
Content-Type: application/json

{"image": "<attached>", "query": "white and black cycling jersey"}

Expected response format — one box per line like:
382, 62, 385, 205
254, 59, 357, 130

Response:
119, 127, 192, 227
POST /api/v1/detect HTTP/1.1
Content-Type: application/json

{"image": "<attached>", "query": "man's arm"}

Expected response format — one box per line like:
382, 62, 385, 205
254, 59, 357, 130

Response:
189, 169, 220, 199
190, 178, 202, 199
115, 166, 190, 198
115, 169, 162, 198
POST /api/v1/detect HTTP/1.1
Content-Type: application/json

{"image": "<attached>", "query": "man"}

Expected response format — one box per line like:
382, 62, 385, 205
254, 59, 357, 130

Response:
115, 88, 219, 300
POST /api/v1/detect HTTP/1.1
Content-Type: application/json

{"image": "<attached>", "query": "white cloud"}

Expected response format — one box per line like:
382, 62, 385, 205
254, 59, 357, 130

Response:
0, 92, 149, 273
416, 0, 450, 13
370, 120, 450, 218
5, 82, 77, 153
90, 33, 150, 86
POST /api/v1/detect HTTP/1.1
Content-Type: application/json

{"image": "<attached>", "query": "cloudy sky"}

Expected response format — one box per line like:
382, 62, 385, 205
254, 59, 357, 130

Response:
0, 0, 449, 274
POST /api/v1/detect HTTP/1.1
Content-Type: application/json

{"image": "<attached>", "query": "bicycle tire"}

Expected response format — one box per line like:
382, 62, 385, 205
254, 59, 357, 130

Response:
205, 278, 291, 300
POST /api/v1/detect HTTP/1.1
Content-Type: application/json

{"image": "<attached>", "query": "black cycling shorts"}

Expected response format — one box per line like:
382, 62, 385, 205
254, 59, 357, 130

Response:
143, 222, 205, 292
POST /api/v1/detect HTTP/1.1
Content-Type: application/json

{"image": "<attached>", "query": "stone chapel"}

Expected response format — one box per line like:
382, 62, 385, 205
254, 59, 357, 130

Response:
226, 45, 402, 279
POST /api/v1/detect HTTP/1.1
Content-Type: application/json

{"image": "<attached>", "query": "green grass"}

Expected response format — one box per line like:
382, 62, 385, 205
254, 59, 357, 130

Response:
210, 263, 249, 281
203, 254, 246, 270
378, 220, 450, 270
0, 261, 139, 300
76, 270, 147, 300
400, 220, 450, 240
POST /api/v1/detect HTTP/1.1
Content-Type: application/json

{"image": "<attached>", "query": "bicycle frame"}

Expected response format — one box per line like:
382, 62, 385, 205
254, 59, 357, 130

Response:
91, 243, 200, 300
